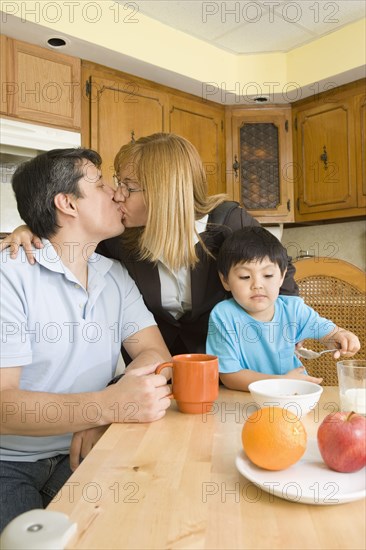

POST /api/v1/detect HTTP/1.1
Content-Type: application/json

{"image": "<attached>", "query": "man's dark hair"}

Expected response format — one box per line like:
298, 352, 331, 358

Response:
12, 148, 102, 239
217, 227, 288, 278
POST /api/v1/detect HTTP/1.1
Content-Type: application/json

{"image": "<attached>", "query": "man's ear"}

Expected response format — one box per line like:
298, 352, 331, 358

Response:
54, 193, 78, 217
219, 272, 231, 291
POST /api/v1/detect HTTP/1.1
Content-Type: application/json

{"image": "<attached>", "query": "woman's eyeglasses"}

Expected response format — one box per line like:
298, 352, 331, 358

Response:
113, 175, 144, 198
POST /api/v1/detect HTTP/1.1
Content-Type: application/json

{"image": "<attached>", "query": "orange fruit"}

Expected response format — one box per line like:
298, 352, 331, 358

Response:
242, 407, 307, 471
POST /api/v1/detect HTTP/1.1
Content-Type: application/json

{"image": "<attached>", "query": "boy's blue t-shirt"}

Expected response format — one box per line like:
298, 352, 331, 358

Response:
206, 296, 336, 375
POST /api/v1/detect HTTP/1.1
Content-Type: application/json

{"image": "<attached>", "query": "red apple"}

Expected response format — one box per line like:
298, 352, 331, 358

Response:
317, 412, 366, 473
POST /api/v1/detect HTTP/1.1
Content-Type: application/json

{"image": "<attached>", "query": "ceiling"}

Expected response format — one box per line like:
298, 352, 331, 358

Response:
134, 0, 366, 54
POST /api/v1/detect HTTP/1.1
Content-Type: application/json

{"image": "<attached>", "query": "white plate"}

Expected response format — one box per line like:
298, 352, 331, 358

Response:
236, 439, 366, 505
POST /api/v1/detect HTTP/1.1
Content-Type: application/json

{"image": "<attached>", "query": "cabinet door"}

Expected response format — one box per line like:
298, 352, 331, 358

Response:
296, 101, 357, 215
88, 76, 167, 184
8, 39, 81, 129
355, 92, 366, 207
0, 35, 8, 114
168, 96, 225, 195
229, 109, 294, 222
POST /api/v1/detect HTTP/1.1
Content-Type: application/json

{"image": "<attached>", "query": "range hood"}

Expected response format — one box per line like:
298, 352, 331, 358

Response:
0, 118, 81, 234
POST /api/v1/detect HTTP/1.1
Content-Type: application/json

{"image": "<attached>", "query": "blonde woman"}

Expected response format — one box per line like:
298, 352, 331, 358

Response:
1, 133, 298, 362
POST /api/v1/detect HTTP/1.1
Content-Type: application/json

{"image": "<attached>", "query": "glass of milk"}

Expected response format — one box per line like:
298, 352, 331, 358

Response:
337, 360, 366, 415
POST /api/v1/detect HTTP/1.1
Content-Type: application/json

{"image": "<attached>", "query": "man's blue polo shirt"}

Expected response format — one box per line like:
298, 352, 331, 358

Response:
0, 240, 156, 461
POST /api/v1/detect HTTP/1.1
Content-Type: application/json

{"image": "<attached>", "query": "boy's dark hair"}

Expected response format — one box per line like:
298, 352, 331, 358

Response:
217, 227, 288, 278
12, 148, 102, 239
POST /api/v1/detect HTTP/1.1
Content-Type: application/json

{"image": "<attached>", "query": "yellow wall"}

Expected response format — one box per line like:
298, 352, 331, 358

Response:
287, 19, 366, 87
1, 1, 364, 94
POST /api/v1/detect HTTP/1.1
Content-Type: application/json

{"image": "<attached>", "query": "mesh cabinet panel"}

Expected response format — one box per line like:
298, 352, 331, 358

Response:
240, 123, 280, 209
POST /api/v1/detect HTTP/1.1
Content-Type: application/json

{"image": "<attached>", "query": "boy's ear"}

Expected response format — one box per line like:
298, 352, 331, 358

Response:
219, 272, 231, 291
54, 193, 78, 217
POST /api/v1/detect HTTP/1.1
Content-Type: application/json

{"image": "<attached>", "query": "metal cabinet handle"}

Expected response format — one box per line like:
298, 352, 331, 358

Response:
320, 145, 328, 170
232, 155, 239, 179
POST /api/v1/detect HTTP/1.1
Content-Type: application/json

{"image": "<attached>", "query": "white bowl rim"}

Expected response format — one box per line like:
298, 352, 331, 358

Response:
248, 379, 323, 399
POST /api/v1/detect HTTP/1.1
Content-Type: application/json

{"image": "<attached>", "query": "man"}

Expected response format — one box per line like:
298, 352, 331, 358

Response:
0, 148, 171, 531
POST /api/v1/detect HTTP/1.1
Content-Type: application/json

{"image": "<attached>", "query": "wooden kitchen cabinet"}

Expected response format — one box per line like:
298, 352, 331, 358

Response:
293, 79, 366, 221
0, 35, 8, 115
226, 106, 294, 223
294, 99, 357, 216
168, 95, 225, 195
86, 72, 167, 184
355, 91, 366, 208
82, 62, 226, 195
2, 36, 81, 129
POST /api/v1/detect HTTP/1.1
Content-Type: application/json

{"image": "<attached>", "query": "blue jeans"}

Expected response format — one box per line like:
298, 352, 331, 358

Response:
0, 454, 72, 533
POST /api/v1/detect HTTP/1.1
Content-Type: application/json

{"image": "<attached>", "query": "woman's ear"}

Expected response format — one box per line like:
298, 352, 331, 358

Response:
219, 272, 231, 291
54, 193, 78, 217
280, 268, 287, 286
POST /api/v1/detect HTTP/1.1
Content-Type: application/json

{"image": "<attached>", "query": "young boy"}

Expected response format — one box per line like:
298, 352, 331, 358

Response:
206, 227, 360, 391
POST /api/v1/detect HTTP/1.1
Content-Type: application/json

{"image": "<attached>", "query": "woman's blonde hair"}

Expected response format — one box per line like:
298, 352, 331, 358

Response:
114, 133, 228, 270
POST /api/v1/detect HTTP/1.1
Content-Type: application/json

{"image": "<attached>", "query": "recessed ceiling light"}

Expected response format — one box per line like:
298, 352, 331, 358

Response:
47, 37, 67, 48
253, 96, 270, 103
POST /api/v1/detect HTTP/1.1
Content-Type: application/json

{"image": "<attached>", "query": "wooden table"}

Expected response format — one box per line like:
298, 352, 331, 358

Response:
49, 387, 365, 550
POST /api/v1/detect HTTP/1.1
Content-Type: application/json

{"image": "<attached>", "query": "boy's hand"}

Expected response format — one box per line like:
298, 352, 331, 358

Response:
285, 366, 322, 385
324, 328, 360, 358
334, 329, 360, 357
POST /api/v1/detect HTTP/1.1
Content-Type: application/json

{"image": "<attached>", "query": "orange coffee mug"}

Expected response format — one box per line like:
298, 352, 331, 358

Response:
156, 354, 219, 414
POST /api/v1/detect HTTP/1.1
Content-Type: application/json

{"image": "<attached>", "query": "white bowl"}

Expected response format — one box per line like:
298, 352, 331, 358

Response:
248, 379, 323, 419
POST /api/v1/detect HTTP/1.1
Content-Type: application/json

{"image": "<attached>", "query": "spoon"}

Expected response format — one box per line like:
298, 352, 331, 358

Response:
296, 347, 340, 360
